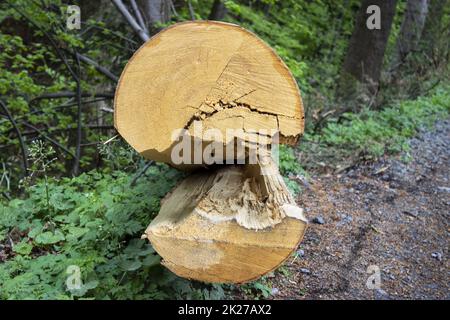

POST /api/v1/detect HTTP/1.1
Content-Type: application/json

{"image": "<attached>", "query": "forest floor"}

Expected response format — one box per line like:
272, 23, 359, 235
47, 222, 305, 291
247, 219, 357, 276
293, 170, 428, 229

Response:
236, 120, 449, 300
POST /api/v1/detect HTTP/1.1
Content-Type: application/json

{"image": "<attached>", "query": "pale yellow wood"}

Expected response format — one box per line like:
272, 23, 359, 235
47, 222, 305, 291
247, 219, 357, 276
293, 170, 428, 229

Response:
114, 21, 304, 167
143, 157, 307, 283
149, 215, 306, 283
115, 21, 308, 283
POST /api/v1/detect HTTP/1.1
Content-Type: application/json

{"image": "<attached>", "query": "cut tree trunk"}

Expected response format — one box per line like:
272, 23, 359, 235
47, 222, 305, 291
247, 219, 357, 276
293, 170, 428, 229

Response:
143, 155, 307, 283
114, 21, 304, 168
114, 21, 306, 283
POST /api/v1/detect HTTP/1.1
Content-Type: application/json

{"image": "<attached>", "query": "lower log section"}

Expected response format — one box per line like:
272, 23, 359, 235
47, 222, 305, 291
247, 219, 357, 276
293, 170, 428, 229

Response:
142, 157, 307, 283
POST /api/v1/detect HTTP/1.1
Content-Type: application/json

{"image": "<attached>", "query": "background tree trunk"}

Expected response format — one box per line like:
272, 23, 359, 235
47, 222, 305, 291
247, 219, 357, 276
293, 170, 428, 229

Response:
209, 0, 227, 20
138, 0, 171, 29
338, 0, 397, 102
393, 0, 429, 66
419, 0, 449, 59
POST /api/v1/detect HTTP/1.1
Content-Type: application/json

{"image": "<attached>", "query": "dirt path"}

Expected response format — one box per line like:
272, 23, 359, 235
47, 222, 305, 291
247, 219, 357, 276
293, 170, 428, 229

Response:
265, 120, 449, 300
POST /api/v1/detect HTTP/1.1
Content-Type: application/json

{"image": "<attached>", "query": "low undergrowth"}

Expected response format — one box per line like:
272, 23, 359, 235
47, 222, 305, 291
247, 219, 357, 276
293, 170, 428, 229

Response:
297, 88, 450, 172
0, 165, 225, 299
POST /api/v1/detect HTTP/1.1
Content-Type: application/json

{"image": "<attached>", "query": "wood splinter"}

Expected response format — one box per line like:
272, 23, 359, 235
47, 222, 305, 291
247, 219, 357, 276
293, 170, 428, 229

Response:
144, 156, 307, 283
115, 21, 307, 283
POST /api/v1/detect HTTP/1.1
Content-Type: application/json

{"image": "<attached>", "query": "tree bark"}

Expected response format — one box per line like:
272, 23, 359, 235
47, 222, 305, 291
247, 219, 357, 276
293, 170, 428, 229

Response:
393, 0, 429, 66
339, 0, 397, 100
138, 0, 171, 27
208, 0, 227, 20
419, 0, 449, 58
112, 0, 150, 42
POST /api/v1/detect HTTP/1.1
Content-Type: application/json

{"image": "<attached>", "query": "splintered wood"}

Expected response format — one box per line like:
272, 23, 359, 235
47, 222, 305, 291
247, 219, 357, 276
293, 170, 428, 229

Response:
114, 21, 307, 283
145, 156, 307, 283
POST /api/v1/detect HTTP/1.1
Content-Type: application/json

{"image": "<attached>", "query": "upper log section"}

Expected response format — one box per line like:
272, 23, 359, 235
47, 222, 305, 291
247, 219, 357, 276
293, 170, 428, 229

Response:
114, 21, 304, 166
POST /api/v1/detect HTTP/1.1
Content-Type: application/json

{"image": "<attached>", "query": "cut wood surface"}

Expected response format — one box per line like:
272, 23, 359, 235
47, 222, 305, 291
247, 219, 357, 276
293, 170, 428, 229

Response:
114, 21, 304, 167
115, 21, 307, 283
143, 156, 307, 283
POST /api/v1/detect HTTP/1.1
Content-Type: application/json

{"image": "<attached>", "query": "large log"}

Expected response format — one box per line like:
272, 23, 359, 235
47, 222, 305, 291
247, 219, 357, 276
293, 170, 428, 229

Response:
115, 21, 307, 283
143, 156, 307, 283
114, 21, 304, 167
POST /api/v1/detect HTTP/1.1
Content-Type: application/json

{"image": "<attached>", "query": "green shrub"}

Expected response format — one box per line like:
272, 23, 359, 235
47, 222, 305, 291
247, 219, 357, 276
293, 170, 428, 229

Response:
307, 88, 450, 160
0, 165, 226, 299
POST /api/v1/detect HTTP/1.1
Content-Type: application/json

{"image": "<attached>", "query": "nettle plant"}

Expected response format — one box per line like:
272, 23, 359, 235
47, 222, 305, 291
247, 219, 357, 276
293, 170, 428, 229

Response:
0, 162, 229, 299
0, 134, 305, 299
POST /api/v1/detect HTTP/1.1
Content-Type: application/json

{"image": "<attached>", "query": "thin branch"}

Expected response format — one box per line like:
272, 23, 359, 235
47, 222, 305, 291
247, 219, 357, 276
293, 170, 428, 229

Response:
0, 97, 110, 128
75, 53, 119, 82
188, 0, 196, 20
103, 134, 119, 145
32, 91, 114, 101
100, 106, 114, 113
21, 122, 75, 158
80, 22, 139, 45
72, 52, 82, 176
169, 0, 179, 17
130, 0, 148, 33
13, 125, 115, 137
1, 191, 11, 201
0, 163, 11, 191
111, 0, 150, 42
0, 99, 28, 176
130, 161, 154, 187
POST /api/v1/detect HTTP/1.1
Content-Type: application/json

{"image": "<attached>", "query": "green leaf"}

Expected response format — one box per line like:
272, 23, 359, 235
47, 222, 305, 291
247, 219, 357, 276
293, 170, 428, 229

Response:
13, 241, 33, 255
67, 226, 89, 239
34, 230, 65, 245
142, 255, 160, 267
28, 224, 43, 238
83, 280, 99, 290
119, 259, 142, 271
